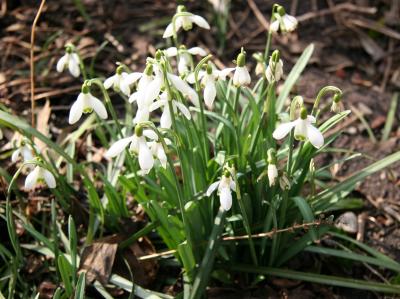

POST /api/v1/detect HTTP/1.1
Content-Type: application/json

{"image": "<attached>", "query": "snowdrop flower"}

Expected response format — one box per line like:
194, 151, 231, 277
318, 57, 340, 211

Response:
104, 66, 131, 96
331, 93, 342, 113
273, 107, 324, 149
206, 170, 236, 211
25, 165, 56, 189
69, 83, 108, 124
270, 6, 298, 33
208, 0, 229, 14
128, 64, 154, 104
167, 73, 199, 106
202, 64, 218, 109
265, 50, 283, 83
105, 126, 158, 175
227, 49, 251, 87
149, 92, 191, 129
252, 52, 265, 76
11, 139, 34, 163
165, 46, 207, 75
56, 44, 80, 78
267, 149, 278, 187
163, 5, 210, 38
148, 139, 171, 169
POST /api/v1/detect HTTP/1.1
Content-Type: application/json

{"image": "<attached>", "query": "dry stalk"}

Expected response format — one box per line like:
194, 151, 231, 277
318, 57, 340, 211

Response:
30, 0, 46, 127
137, 220, 331, 261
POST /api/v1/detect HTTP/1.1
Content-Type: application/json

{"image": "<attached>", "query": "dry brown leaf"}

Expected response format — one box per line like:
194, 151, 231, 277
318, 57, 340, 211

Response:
35, 99, 51, 152
79, 240, 118, 285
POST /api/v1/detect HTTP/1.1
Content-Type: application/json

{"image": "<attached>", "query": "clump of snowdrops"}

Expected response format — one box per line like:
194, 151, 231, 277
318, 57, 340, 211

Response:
3, 3, 400, 298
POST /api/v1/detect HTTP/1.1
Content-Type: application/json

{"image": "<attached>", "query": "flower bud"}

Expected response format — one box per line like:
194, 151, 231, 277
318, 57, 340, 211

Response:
236, 48, 246, 67
331, 93, 342, 113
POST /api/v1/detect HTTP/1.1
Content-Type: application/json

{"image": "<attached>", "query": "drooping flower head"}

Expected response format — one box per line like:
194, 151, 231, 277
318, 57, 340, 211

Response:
331, 93, 342, 113
265, 50, 283, 83
267, 148, 278, 187
273, 106, 324, 149
69, 82, 108, 124
270, 5, 298, 33
11, 138, 34, 163
233, 48, 251, 87
163, 5, 210, 38
104, 65, 131, 96
165, 45, 207, 75
105, 125, 159, 175
206, 168, 236, 211
25, 164, 56, 190
56, 44, 81, 78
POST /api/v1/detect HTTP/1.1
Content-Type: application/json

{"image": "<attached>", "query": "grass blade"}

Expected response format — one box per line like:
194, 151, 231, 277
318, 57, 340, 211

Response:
381, 92, 398, 141
74, 272, 86, 299
189, 208, 226, 299
276, 44, 314, 112
228, 264, 400, 293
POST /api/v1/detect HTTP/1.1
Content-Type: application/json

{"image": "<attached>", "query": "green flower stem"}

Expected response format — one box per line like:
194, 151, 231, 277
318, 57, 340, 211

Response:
233, 168, 258, 266
161, 68, 195, 252
263, 30, 273, 63
311, 86, 342, 116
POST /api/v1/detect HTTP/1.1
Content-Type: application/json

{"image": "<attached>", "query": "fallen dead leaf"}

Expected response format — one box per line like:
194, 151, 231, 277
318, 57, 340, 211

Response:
35, 99, 51, 152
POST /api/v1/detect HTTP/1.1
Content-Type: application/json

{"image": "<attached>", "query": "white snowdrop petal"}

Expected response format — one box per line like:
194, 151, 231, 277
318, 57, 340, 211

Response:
188, 47, 207, 56
138, 141, 154, 173
189, 15, 210, 29
307, 115, 316, 123
157, 146, 168, 169
43, 169, 56, 188
56, 54, 67, 73
11, 149, 20, 163
160, 108, 172, 129
163, 22, 175, 38
165, 47, 178, 57
120, 82, 131, 96
307, 124, 324, 149
230, 180, 236, 192
270, 20, 280, 32
129, 91, 139, 103
25, 166, 40, 189
149, 100, 167, 112
272, 120, 297, 140
294, 119, 308, 140
106, 137, 133, 158
204, 80, 216, 109
21, 147, 34, 162
143, 129, 158, 141
217, 68, 235, 80
68, 94, 84, 124
124, 72, 143, 86
206, 181, 220, 196
103, 75, 115, 89
174, 101, 191, 120
145, 77, 163, 104
88, 95, 108, 119
68, 59, 80, 78
219, 187, 232, 211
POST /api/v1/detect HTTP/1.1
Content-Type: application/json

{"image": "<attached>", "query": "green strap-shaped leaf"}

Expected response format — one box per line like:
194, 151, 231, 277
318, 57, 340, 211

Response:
276, 44, 314, 112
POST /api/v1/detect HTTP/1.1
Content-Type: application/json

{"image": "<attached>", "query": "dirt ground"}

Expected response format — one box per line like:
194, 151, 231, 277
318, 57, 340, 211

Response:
0, 0, 399, 298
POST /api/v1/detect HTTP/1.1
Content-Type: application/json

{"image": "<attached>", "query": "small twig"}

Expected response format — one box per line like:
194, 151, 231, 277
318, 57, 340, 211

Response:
30, 0, 46, 127
296, 3, 377, 23
137, 220, 330, 261
380, 39, 394, 93
247, 0, 269, 30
